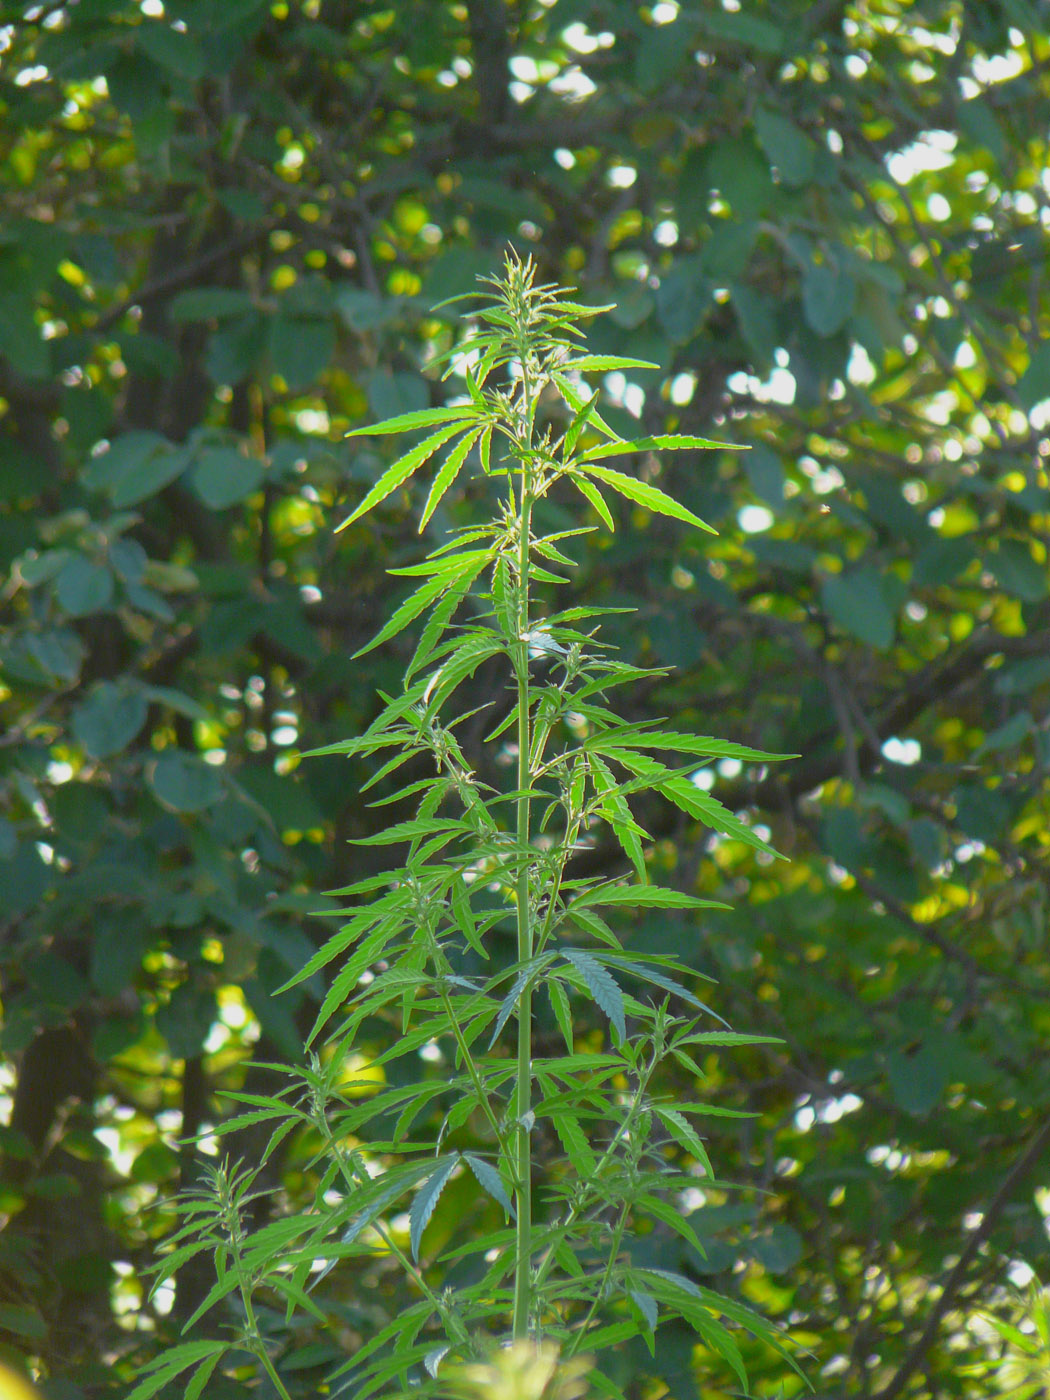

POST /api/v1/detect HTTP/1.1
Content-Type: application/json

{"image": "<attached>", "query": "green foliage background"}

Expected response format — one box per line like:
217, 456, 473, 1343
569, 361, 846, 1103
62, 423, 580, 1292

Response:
1, 1, 1049, 1396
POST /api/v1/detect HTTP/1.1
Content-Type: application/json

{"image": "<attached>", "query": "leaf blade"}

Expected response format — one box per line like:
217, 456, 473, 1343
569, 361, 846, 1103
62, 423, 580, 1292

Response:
409, 1157, 459, 1261
561, 947, 626, 1042
579, 463, 716, 534
337, 422, 470, 531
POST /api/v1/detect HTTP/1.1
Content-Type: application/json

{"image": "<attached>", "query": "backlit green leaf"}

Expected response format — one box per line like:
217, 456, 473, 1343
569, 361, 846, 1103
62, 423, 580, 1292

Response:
409, 1157, 458, 1261
338, 422, 472, 530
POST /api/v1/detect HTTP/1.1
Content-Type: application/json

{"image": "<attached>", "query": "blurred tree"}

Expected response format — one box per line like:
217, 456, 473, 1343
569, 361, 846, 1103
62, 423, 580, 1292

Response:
0, 1, 1049, 1396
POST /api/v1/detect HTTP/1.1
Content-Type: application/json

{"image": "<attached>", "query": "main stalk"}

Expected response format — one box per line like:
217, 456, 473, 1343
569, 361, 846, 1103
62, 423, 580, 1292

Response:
512, 507, 535, 1340
512, 307, 536, 1342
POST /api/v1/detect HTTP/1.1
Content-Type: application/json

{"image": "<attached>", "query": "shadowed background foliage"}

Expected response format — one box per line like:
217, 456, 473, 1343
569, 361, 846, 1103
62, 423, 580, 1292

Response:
1, 1, 1050, 1396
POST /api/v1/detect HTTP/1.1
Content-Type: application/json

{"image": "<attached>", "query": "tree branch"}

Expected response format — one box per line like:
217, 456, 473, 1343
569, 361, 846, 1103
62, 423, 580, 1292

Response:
873, 1114, 1050, 1400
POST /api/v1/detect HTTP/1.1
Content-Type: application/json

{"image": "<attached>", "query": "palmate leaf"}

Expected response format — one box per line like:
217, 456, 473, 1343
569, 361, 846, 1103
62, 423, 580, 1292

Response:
183, 1350, 224, 1400
345, 406, 479, 438
635, 1267, 805, 1379
463, 1153, 515, 1217
564, 354, 660, 374
561, 947, 626, 1042
419, 427, 484, 530
354, 550, 493, 657
586, 728, 796, 763
582, 433, 741, 458
337, 421, 473, 531
420, 631, 505, 715
550, 1107, 597, 1177
572, 472, 615, 530
406, 577, 475, 681
125, 1341, 228, 1400
681, 1031, 782, 1047
589, 752, 648, 880
570, 883, 730, 913
548, 977, 575, 1052
652, 1104, 713, 1177
487, 962, 543, 1049
609, 750, 782, 857
599, 955, 728, 1025
575, 463, 716, 534
551, 368, 619, 441
409, 1156, 459, 1260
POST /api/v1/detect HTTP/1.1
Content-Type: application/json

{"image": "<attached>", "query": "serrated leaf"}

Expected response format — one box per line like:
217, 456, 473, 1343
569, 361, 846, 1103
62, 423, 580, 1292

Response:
588, 730, 794, 763
571, 884, 729, 913
665, 780, 779, 854
629, 1287, 658, 1333
354, 553, 491, 657
572, 473, 615, 530
683, 1032, 782, 1046
551, 1110, 597, 1176
184, 1350, 225, 1400
583, 434, 739, 458
419, 428, 484, 530
551, 369, 618, 441
491, 554, 516, 638
612, 752, 780, 857
640, 1193, 708, 1256
338, 422, 470, 530
345, 407, 478, 438
450, 875, 486, 958
604, 958, 728, 1025
579, 464, 716, 534
566, 355, 660, 373
463, 1153, 514, 1216
637, 1266, 802, 1375
425, 1346, 450, 1380
547, 300, 617, 318
488, 967, 531, 1049
590, 753, 648, 879
125, 1343, 228, 1400
548, 977, 575, 1052
421, 631, 504, 712
653, 1104, 713, 1176
563, 386, 600, 457
405, 578, 473, 681
562, 947, 626, 1042
341, 1167, 428, 1247
409, 1157, 458, 1260
564, 905, 620, 950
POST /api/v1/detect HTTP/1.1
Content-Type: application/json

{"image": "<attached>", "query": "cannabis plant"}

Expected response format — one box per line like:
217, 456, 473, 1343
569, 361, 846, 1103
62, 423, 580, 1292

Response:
134, 255, 796, 1400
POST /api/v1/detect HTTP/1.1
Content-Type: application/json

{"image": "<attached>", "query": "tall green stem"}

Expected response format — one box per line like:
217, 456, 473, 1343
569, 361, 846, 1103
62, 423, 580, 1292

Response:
512, 478, 534, 1342
512, 333, 536, 1340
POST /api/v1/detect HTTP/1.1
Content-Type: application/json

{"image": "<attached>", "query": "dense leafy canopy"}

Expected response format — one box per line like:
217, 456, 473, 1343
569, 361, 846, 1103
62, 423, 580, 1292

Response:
1, 1, 1049, 1397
